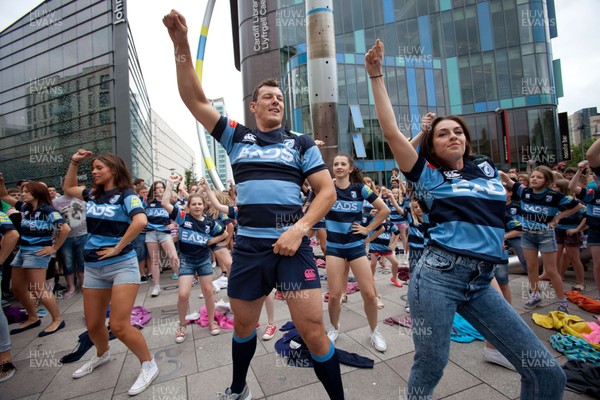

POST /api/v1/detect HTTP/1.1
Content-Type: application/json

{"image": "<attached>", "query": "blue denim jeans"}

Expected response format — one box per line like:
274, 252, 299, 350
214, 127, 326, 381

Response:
506, 237, 528, 273
57, 235, 87, 275
407, 246, 565, 400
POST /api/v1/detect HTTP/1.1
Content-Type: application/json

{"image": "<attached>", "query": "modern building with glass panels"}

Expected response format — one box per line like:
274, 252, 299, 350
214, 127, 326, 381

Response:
229, 0, 564, 181
0, 0, 152, 187
151, 110, 196, 183
204, 98, 234, 188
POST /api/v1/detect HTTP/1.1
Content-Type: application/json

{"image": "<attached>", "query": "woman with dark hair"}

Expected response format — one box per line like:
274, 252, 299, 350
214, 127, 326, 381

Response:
63, 150, 158, 396
367, 39, 566, 399
145, 180, 179, 297
325, 154, 390, 352
0, 178, 70, 336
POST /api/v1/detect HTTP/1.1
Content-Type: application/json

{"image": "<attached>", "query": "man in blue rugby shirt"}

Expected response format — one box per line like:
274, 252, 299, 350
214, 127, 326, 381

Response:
164, 10, 343, 400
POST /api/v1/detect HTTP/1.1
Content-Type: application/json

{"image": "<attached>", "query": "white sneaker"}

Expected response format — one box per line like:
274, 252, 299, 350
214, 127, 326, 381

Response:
327, 324, 340, 343
483, 347, 516, 371
151, 285, 161, 297
73, 347, 111, 378
128, 358, 159, 395
211, 260, 217, 269
370, 326, 387, 352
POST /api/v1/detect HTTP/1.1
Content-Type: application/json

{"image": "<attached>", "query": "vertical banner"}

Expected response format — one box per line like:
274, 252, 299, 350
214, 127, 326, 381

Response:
558, 112, 571, 161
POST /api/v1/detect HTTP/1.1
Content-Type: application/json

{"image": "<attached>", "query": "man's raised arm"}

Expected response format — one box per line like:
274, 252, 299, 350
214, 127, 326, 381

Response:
163, 10, 221, 132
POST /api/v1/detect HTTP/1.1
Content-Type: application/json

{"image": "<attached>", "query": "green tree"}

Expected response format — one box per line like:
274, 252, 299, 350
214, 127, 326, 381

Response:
568, 138, 596, 167
183, 167, 198, 189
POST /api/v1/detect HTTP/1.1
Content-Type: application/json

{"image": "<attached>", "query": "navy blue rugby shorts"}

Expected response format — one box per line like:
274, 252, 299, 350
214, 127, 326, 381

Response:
228, 235, 321, 301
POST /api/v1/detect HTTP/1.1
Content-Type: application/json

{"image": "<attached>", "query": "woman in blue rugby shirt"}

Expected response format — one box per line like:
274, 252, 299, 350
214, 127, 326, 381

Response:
64, 150, 158, 396
367, 39, 566, 399
325, 154, 390, 352
162, 176, 227, 342
500, 166, 582, 311
146, 180, 180, 297
0, 178, 70, 336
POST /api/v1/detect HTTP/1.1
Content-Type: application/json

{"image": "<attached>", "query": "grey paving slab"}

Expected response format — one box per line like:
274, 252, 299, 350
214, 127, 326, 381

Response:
268, 361, 402, 400
39, 352, 126, 400
14, 395, 42, 400
321, 307, 367, 335
387, 353, 483, 400
440, 383, 510, 400
113, 377, 186, 400
250, 351, 321, 396
447, 341, 522, 399
193, 329, 267, 373
70, 388, 114, 400
13, 328, 89, 361
0, 350, 62, 400
345, 322, 415, 361
187, 364, 265, 400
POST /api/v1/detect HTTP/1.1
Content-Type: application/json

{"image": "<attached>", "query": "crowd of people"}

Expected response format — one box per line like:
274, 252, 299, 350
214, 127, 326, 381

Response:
0, 13, 598, 399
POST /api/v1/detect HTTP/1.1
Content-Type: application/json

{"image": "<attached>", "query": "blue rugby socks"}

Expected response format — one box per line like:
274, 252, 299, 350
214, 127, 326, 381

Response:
230, 330, 257, 394
311, 340, 345, 399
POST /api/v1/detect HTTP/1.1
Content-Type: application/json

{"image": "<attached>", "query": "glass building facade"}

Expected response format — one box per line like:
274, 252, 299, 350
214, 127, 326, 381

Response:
231, 0, 564, 181
0, 0, 152, 187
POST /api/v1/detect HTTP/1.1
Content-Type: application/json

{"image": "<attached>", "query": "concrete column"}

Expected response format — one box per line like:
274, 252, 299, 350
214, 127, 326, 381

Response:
305, 0, 338, 169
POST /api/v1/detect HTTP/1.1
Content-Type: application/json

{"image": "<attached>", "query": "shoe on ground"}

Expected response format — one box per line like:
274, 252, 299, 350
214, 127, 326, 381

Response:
557, 301, 569, 313
377, 295, 384, 309
390, 278, 403, 288
146, 274, 153, 281
62, 291, 76, 300
128, 357, 159, 396
185, 312, 201, 321
0, 362, 16, 383
571, 283, 586, 292
523, 296, 541, 310
191, 277, 198, 287
140, 275, 148, 283
370, 326, 387, 352
73, 347, 111, 378
217, 384, 252, 400
198, 292, 204, 299
171, 273, 179, 280
483, 347, 516, 371
405, 303, 410, 313
211, 260, 217, 269
175, 325, 187, 344
327, 324, 340, 343
151, 285, 161, 297
262, 323, 276, 340
210, 321, 221, 336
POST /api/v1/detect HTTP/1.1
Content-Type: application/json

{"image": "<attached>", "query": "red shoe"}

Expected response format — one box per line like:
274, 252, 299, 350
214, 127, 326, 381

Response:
262, 323, 276, 340
390, 278, 403, 288
274, 290, 285, 300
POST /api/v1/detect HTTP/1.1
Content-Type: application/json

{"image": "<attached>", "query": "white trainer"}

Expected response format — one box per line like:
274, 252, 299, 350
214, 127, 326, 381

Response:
128, 357, 159, 395
151, 285, 161, 297
73, 347, 111, 378
370, 326, 387, 352
327, 324, 340, 343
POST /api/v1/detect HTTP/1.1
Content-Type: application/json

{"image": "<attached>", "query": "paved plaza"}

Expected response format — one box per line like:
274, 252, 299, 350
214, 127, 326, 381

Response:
1, 256, 598, 400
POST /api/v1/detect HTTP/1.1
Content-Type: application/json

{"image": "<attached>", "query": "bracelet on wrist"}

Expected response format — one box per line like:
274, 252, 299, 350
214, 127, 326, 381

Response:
70, 160, 80, 165
369, 74, 383, 79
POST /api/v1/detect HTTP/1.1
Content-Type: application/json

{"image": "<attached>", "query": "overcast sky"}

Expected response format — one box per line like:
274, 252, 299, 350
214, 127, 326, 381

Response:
1, 0, 599, 165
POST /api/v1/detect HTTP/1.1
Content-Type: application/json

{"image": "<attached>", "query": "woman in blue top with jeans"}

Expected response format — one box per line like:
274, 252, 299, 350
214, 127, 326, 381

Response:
367, 39, 565, 399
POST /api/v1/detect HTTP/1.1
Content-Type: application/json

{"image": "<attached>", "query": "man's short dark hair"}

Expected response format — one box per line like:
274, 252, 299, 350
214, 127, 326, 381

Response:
252, 79, 280, 102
